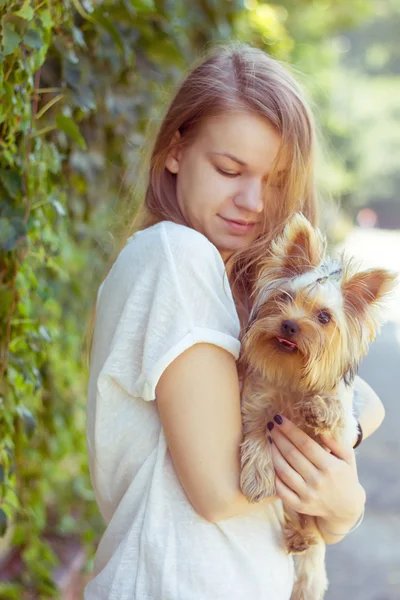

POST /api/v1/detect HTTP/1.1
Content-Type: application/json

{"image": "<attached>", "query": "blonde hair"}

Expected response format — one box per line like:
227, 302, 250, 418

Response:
83, 41, 320, 366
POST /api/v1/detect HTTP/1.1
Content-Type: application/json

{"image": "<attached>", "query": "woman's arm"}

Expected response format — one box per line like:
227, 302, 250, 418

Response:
352, 375, 385, 445
156, 343, 277, 523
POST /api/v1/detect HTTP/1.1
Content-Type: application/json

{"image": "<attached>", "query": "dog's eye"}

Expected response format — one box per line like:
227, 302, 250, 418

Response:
317, 311, 331, 325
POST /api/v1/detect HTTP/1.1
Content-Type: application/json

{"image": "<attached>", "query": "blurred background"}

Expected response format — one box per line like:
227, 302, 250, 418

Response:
0, 0, 399, 598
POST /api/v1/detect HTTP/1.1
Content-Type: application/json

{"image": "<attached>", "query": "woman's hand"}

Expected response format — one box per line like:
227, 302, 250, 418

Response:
268, 415, 366, 528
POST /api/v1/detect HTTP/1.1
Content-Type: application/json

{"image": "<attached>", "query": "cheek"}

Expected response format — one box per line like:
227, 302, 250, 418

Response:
181, 164, 227, 212
326, 324, 342, 351
208, 174, 237, 208
302, 322, 341, 362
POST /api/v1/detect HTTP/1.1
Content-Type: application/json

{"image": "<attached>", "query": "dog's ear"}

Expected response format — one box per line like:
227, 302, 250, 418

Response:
270, 213, 325, 277
343, 268, 397, 318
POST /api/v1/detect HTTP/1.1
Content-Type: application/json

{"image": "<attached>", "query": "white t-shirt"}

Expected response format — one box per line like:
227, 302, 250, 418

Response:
85, 221, 295, 600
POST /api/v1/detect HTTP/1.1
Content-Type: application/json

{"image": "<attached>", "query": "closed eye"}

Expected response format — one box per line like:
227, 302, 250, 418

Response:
215, 167, 240, 178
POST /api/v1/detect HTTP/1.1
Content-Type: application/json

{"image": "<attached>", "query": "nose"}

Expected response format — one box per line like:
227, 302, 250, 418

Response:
281, 320, 300, 337
234, 179, 264, 214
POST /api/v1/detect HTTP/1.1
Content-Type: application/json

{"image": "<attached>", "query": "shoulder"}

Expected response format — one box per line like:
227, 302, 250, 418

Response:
126, 221, 225, 273
128, 220, 220, 254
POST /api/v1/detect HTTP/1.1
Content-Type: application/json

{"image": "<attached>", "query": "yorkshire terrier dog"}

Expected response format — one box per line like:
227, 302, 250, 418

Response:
239, 213, 396, 600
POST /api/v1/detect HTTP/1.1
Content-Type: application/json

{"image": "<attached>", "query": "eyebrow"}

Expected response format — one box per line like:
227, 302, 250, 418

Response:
210, 151, 247, 167
209, 151, 287, 174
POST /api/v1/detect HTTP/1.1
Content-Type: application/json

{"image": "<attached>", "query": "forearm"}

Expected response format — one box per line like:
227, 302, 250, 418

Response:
204, 435, 279, 522
353, 375, 385, 444
316, 485, 366, 545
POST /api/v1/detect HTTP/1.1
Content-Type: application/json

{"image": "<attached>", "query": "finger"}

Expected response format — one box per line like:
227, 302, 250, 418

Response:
270, 426, 321, 484
271, 415, 330, 471
319, 433, 355, 465
275, 474, 302, 512
271, 440, 308, 498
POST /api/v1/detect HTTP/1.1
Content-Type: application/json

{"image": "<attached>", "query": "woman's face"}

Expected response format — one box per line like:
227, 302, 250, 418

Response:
165, 111, 282, 261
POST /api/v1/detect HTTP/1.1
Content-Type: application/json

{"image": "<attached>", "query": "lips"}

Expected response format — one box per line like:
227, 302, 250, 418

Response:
227, 219, 257, 225
275, 336, 298, 353
219, 215, 258, 235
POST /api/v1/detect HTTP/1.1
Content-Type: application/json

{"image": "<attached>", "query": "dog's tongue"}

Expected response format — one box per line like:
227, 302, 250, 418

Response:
276, 336, 297, 350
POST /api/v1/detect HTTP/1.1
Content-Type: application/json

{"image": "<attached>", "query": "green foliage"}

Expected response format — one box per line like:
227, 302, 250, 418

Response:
283, 0, 400, 221
329, 2, 400, 216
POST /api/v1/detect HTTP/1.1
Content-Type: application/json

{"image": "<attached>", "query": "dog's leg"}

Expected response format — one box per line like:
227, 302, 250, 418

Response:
288, 516, 328, 600
282, 510, 327, 599
239, 407, 275, 502
282, 510, 319, 555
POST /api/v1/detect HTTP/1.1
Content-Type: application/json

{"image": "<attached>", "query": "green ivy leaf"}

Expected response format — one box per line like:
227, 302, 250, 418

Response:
0, 288, 13, 319
39, 9, 54, 29
14, 0, 34, 21
56, 114, 87, 149
51, 199, 66, 216
71, 25, 86, 48
17, 407, 36, 438
92, 10, 125, 54
0, 216, 26, 251
2, 24, 21, 56
0, 508, 8, 537
72, 83, 97, 112
0, 168, 23, 199
23, 29, 44, 50
0, 218, 11, 250
131, 0, 155, 12
42, 143, 62, 174
0, 81, 13, 125
38, 325, 52, 342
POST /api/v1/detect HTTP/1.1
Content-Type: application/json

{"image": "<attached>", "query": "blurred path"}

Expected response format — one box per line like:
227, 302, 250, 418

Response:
326, 228, 400, 600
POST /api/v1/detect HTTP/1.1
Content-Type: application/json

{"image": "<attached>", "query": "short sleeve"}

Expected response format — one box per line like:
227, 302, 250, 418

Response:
95, 222, 241, 402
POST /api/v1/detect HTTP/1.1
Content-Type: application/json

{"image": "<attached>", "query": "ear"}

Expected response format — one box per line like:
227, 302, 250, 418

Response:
165, 130, 182, 174
270, 213, 325, 276
343, 268, 397, 315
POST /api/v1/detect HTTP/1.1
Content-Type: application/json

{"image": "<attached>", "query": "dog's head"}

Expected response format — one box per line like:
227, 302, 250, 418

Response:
242, 213, 397, 392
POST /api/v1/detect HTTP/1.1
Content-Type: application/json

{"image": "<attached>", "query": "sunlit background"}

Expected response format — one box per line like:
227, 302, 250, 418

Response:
0, 1, 399, 598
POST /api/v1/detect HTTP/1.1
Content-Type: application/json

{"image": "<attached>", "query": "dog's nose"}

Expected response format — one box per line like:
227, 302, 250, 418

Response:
281, 320, 300, 337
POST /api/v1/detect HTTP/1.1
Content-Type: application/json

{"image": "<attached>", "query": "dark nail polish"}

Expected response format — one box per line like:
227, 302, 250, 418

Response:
274, 414, 283, 425
268, 435, 273, 444
267, 421, 274, 431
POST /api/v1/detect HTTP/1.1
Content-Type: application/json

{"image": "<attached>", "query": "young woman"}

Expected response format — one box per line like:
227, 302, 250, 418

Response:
84, 42, 385, 600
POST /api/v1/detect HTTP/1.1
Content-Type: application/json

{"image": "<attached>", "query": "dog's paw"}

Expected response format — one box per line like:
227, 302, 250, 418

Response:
283, 525, 318, 555
300, 400, 342, 434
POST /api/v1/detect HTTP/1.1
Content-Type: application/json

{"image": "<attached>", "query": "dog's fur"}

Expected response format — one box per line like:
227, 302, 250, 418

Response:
239, 213, 397, 600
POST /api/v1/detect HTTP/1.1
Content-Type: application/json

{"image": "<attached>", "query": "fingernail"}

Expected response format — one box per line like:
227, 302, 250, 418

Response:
268, 435, 273, 444
267, 421, 274, 431
273, 415, 283, 425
